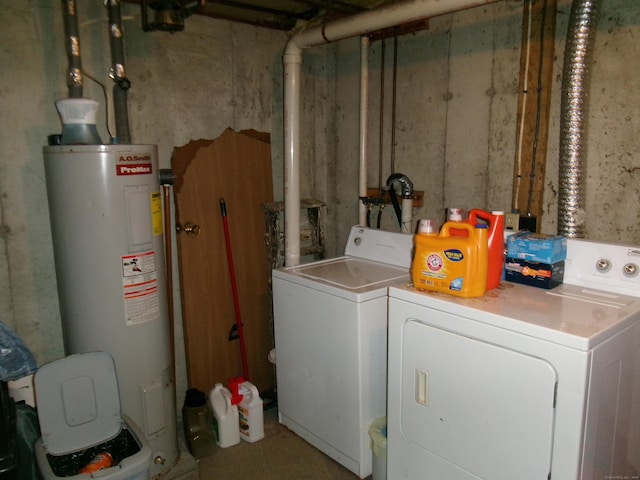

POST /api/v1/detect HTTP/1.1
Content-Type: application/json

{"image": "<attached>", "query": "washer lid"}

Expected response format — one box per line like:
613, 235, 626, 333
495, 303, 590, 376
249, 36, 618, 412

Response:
35, 352, 122, 455
288, 257, 407, 290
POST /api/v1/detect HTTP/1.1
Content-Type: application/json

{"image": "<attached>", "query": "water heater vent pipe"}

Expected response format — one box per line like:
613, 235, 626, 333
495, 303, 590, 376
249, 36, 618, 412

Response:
283, 0, 501, 266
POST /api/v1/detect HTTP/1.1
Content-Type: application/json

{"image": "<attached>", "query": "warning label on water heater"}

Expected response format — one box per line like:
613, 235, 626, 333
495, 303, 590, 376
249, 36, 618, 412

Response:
122, 251, 160, 326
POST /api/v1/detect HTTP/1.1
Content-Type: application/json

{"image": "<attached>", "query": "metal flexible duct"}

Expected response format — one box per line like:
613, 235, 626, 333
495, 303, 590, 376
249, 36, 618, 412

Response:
386, 173, 414, 198
558, 0, 601, 237
61, 0, 83, 98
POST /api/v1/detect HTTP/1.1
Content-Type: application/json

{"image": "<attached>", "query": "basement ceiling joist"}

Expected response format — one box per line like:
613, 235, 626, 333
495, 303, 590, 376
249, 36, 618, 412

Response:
198, 0, 395, 30
128, 0, 396, 31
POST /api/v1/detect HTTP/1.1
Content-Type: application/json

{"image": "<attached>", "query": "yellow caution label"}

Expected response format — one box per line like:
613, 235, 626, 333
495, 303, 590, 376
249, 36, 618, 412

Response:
151, 191, 163, 236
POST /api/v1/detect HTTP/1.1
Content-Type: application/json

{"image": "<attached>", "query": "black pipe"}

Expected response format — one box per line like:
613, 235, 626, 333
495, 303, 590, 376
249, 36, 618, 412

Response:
159, 168, 175, 186
106, 0, 132, 143
61, 0, 83, 98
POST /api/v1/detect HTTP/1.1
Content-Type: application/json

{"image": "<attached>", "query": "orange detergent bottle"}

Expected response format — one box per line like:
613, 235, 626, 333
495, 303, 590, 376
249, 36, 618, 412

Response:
411, 222, 488, 298
467, 209, 505, 290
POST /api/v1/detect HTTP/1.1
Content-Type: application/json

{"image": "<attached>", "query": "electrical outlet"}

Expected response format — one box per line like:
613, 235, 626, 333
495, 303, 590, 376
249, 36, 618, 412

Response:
505, 212, 520, 231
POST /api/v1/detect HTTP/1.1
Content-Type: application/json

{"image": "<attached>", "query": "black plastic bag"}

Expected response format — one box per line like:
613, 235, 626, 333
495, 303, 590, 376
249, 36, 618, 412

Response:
15, 402, 41, 480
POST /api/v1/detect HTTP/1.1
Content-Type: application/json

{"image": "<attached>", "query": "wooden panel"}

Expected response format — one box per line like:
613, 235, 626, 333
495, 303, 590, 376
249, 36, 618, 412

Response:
172, 129, 274, 394
512, 0, 557, 230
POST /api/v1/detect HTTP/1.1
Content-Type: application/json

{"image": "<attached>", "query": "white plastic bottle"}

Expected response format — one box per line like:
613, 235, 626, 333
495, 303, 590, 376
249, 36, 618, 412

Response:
237, 381, 264, 443
209, 383, 240, 448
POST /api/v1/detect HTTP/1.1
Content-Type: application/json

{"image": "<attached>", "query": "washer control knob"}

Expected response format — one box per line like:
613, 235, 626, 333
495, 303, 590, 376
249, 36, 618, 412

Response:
596, 258, 611, 273
354, 236, 362, 246
623, 263, 638, 278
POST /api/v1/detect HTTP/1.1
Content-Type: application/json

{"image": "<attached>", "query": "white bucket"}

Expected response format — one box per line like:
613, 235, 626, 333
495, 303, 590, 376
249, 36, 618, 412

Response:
369, 416, 387, 480
209, 383, 240, 448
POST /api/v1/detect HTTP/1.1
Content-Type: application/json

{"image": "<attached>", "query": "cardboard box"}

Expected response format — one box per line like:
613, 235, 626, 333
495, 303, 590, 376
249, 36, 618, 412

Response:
504, 257, 565, 289
506, 231, 567, 264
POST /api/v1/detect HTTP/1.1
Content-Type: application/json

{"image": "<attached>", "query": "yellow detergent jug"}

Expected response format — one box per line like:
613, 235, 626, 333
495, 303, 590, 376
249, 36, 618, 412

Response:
411, 222, 488, 298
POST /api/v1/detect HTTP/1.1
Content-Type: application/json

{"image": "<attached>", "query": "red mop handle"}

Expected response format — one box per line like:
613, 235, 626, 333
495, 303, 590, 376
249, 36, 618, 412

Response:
220, 198, 250, 381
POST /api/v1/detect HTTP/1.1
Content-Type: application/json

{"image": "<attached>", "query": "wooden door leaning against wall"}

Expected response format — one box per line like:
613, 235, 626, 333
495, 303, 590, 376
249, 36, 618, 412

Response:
171, 128, 274, 395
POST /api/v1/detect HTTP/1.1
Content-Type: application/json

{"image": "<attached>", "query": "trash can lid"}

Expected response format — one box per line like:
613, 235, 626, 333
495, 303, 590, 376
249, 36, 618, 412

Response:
35, 352, 122, 455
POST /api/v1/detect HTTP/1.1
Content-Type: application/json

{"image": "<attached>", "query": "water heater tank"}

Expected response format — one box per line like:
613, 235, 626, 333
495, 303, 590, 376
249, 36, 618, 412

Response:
42, 144, 178, 475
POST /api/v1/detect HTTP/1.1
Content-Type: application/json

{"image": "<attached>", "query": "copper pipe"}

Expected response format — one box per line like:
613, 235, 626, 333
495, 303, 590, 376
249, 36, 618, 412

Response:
162, 183, 176, 383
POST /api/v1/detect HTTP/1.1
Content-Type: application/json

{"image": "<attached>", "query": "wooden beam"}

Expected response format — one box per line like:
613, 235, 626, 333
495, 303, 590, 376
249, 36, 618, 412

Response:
512, 0, 557, 230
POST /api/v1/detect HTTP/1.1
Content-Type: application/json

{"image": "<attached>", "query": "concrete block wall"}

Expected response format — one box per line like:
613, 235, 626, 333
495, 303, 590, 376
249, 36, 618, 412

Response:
1, 0, 639, 383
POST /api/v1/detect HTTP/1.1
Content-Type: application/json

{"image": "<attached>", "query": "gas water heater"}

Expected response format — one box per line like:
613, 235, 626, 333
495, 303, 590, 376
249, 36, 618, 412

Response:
42, 143, 178, 474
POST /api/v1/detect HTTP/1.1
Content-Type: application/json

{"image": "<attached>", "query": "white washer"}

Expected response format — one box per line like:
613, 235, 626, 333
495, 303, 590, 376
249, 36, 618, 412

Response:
273, 226, 413, 478
388, 238, 640, 479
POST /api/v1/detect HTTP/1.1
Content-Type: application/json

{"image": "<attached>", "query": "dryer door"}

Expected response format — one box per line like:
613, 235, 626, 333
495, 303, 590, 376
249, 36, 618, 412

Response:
401, 318, 556, 480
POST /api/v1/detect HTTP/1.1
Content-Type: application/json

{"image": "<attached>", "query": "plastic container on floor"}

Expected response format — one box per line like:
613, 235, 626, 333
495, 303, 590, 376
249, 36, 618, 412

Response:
209, 384, 240, 448
369, 417, 387, 480
182, 388, 216, 459
237, 381, 264, 443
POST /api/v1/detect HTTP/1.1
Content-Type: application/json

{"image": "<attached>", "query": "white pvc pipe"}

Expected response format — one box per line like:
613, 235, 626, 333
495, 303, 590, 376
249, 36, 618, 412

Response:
283, 0, 501, 266
283, 52, 302, 267
359, 36, 370, 227
401, 197, 413, 233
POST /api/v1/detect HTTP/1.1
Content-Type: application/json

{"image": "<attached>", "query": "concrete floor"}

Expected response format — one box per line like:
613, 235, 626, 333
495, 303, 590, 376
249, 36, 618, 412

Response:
192, 408, 365, 480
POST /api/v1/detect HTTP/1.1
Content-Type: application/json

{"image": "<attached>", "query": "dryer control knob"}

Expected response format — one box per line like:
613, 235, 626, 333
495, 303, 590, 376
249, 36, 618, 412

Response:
596, 258, 611, 273
623, 263, 638, 278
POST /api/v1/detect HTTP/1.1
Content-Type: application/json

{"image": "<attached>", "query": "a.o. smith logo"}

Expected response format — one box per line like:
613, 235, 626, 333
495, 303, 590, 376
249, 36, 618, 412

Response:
116, 163, 152, 176
119, 155, 151, 162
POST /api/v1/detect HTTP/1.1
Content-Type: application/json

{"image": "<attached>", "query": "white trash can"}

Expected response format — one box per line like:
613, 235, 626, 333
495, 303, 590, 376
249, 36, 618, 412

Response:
369, 416, 387, 480
34, 352, 151, 480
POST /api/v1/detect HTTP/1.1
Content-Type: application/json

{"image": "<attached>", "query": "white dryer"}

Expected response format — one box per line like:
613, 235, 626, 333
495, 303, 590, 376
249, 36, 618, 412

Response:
272, 226, 412, 478
388, 238, 640, 479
